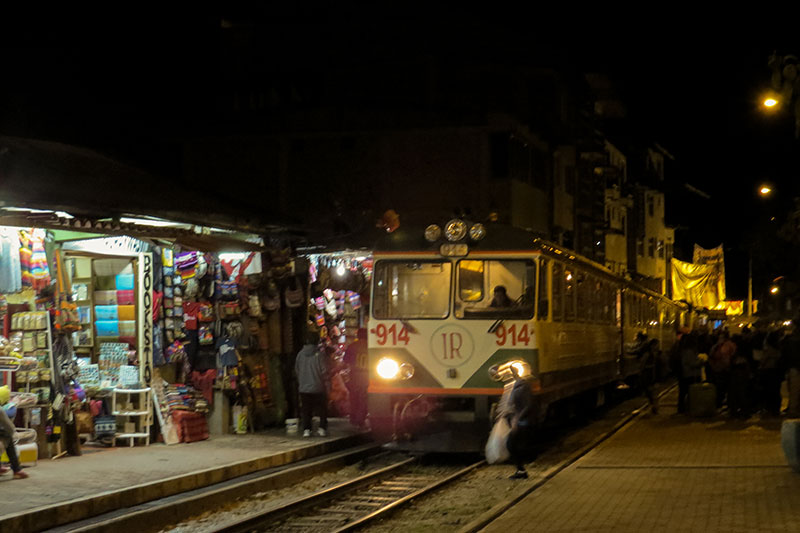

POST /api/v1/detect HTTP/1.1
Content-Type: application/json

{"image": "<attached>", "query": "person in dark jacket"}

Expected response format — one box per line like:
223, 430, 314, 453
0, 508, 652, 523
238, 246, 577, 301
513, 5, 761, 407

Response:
490, 286, 513, 308
678, 333, 706, 414
295, 332, 330, 437
759, 330, 783, 416
780, 320, 800, 417
499, 365, 536, 479
343, 328, 369, 429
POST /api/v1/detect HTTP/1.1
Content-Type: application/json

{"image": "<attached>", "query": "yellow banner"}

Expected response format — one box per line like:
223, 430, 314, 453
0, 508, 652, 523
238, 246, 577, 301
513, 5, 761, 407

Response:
671, 258, 727, 310
692, 244, 727, 302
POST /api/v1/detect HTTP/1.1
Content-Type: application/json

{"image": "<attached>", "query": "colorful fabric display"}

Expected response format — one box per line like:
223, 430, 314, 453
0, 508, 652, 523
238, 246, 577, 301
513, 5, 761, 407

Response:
115, 274, 135, 291
96, 320, 120, 337
94, 290, 117, 305
118, 305, 135, 321
117, 290, 135, 305
119, 321, 136, 337
349, 293, 361, 310
95, 305, 119, 320
95, 276, 117, 290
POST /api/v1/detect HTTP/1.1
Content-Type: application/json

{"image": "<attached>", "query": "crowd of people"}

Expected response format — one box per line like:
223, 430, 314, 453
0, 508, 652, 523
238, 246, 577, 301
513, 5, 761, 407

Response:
669, 321, 800, 418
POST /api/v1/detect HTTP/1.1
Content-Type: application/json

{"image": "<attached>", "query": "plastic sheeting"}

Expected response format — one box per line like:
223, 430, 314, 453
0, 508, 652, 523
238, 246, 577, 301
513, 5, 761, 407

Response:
671, 258, 727, 310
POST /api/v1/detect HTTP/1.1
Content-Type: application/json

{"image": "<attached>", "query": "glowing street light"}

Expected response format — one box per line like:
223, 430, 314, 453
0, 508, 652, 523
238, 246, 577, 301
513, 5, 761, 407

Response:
760, 185, 773, 196
764, 97, 778, 108
770, 286, 780, 295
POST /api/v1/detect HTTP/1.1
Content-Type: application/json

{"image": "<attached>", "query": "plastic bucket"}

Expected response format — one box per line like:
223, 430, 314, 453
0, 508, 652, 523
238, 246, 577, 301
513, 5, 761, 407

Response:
285, 418, 299, 435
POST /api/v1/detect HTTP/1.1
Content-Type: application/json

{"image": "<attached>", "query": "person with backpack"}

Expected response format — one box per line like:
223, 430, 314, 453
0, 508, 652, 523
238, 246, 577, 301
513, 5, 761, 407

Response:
295, 331, 330, 438
708, 331, 735, 409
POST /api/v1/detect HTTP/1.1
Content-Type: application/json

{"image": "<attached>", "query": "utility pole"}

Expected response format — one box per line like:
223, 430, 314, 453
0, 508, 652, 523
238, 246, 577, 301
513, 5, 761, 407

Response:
748, 254, 753, 317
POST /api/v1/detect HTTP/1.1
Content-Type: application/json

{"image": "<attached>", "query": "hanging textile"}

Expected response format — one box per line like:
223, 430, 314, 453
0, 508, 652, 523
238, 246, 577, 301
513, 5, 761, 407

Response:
692, 244, 727, 302
30, 228, 51, 290
18, 229, 50, 290
671, 258, 726, 310
0, 228, 22, 293
19, 230, 32, 288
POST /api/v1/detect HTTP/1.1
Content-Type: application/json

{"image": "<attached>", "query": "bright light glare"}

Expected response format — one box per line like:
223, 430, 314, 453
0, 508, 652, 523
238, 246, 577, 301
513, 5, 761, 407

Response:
336, 263, 346, 276
760, 186, 772, 195
764, 98, 778, 107
770, 286, 779, 294
510, 361, 527, 377
376, 358, 400, 379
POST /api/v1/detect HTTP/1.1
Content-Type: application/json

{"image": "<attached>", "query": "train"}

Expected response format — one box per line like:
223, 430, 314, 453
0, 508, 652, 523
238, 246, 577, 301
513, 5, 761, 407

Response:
366, 220, 692, 451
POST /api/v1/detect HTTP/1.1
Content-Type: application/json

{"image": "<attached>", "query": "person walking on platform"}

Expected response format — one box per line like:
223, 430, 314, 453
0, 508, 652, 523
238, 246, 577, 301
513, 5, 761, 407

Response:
780, 320, 800, 417
498, 365, 536, 479
343, 328, 369, 429
708, 331, 735, 409
759, 330, 784, 417
678, 333, 704, 414
729, 334, 753, 418
295, 331, 330, 438
631, 333, 659, 414
0, 386, 28, 479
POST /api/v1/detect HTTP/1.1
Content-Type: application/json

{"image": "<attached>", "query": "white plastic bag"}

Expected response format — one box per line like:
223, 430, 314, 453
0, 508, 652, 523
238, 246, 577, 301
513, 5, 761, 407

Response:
485, 417, 511, 464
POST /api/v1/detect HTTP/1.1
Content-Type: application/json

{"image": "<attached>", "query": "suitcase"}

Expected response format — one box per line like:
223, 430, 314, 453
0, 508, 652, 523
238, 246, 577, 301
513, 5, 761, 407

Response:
688, 382, 717, 417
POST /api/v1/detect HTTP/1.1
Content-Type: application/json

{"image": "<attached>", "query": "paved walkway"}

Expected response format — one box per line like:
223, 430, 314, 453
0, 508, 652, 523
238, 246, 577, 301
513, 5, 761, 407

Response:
0, 418, 363, 531
483, 388, 800, 533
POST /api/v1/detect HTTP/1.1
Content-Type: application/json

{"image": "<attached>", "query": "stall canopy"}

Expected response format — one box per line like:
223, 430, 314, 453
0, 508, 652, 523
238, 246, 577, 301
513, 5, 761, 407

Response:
0, 136, 296, 235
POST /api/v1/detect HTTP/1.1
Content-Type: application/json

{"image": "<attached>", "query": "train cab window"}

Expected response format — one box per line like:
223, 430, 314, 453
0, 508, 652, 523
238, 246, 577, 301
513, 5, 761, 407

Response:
564, 268, 576, 321
373, 260, 452, 319
538, 259, 549, 319
456, 259, 535, 319
552, 262, 563, 321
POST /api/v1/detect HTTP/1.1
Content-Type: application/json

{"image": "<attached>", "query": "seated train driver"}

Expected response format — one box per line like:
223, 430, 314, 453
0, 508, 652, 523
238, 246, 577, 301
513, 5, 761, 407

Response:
489, 286, 513, 307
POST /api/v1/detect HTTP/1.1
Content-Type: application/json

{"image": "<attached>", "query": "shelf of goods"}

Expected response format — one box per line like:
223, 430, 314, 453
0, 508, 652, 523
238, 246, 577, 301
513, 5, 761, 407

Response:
111, 387, 152, 447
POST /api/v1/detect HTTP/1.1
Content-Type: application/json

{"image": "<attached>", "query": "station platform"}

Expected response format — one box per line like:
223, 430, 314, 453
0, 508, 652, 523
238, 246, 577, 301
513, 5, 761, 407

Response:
0, 418, 367, 533
482, 387, 800, 532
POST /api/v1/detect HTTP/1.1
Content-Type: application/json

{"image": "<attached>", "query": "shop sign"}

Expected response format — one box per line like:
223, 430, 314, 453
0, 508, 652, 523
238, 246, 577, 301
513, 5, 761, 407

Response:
138, 252, 153, 387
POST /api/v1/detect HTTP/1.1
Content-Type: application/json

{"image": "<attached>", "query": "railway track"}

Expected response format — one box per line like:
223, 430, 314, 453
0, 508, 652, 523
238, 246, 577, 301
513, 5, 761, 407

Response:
212, 456, 484, 533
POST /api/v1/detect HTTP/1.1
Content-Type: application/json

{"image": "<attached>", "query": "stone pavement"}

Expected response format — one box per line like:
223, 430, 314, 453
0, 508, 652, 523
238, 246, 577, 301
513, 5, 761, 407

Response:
482, 388, 800, 533
0, 418, 365, 532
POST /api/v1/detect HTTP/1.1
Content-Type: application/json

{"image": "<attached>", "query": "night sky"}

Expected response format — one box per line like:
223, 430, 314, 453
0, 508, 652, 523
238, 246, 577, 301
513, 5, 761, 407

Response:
1, 16, 797, 300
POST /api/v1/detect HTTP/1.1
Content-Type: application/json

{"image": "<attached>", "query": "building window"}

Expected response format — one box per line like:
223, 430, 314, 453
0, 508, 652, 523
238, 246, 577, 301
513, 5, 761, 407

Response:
657, 240, 664, 259
648, 237, 655, 258
565, 166, 576, 195
637, 239, 644, 256
648, 196, 655, 217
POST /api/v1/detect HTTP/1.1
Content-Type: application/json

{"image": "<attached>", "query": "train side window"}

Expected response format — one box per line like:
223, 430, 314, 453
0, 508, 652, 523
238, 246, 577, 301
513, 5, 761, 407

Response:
538, 259, 549, 320
576, 271, 588, 321
564, 268, 576, 321
552, 262, 563, 321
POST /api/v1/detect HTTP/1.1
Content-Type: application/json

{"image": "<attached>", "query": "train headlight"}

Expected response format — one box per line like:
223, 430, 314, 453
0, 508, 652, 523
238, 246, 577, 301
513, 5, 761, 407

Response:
376, 358, 400, 380
425, 224, 442, 242
469, 223, 486, 241
399, 362, 415, 380
445, 219, 467, 241
488, 360, 532, 381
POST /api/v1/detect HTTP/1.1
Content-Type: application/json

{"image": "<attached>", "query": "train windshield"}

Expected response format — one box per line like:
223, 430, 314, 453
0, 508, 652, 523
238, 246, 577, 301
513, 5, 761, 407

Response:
372, 260, 452, 319
455, 259, 535, 319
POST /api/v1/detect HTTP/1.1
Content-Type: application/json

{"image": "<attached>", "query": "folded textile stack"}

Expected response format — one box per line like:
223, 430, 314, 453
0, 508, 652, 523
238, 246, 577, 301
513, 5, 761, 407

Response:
171, 410, 209, 443
164, 383, 208, 414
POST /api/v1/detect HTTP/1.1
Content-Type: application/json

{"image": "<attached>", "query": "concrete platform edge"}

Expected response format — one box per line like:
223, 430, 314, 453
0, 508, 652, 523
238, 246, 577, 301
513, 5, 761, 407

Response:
1, 433, 368, 533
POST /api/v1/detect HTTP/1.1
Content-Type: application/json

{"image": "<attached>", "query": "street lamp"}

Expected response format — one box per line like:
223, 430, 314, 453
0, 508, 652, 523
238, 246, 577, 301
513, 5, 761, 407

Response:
771, 286, 780, 295
760, 185, 773, 196
764, 97, 779, 108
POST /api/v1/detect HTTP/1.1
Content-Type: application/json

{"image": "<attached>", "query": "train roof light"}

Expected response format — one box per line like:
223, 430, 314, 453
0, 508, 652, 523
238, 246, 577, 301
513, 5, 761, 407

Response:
469, 223, 486, 241
425, 224, 442, 242
445, 219, 468, 241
